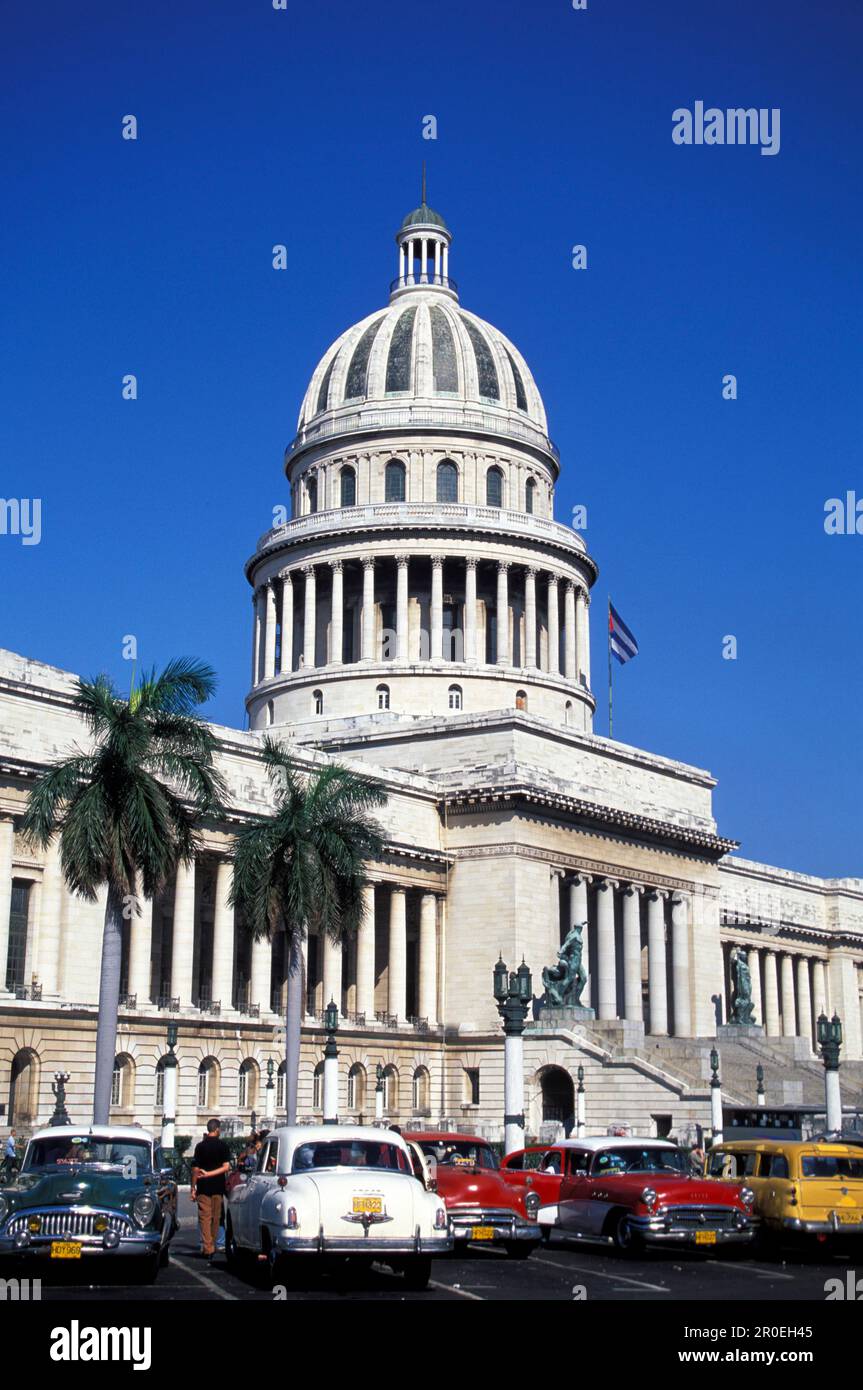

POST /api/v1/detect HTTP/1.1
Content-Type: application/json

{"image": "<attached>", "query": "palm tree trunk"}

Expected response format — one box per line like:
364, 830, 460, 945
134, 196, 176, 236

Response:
93, 883, 125, 1125
284, 933, 303, 1126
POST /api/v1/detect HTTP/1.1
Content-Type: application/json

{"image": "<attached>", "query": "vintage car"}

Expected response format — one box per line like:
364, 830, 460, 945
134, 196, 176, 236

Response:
226, 1125, 451, 1289
522, 1137, 757, 1252
408, 1131, 542, 1257
706, 1139, 863, 1245
0, 1125, 178, 1281
500, 1144, 571, 1240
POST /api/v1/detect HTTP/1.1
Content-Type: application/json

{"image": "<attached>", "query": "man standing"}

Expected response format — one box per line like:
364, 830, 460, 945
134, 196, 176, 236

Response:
191, 1118, 231, 1261
3, 1130, 18, 1178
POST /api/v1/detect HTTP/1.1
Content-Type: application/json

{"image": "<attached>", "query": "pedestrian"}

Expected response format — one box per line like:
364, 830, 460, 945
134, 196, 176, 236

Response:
690, 1142, 706, 1173
3, 1129, 18, 1179
190, 1118, 231, 1262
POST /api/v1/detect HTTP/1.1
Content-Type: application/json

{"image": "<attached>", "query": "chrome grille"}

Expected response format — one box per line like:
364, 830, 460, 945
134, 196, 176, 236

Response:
663, 1205, 741, 1230
6, 1209, 133, 1238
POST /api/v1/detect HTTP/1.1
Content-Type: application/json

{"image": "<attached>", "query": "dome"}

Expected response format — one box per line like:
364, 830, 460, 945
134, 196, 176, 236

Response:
400, 202, 449, 231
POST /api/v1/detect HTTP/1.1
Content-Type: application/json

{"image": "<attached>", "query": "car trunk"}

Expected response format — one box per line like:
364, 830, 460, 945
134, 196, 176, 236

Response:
308, 1171, 417, 1239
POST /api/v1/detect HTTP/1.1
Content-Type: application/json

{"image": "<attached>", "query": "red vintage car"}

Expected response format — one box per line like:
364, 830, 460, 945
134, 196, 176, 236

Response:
408, 1132, 541, 1258
502, 1138, 757, 1253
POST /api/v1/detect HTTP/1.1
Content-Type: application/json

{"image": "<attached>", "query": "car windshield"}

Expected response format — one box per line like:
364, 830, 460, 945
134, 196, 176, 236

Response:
801, 1156, 863, 1180
24, 1136, 153, 1173
417, 1140, 498, 1170
591, 1147, 689, 1176
291, 1141, 411, 1174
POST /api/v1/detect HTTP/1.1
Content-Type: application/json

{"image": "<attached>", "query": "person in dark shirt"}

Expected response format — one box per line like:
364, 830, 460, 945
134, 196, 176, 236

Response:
191, 1119, 231, 1260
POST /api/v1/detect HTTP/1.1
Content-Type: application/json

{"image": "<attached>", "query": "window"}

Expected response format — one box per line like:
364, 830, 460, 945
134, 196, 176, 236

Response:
412, 1066, 430, 1115
505, 347, 528, 411
486, 466, 504, 508
430, 305, 458, 393
385, 459, 406, 502
516, 690, 527, 711
307, 476, 318, 514
340, 466, 356, 507
764, 1153, 789, 1179
525, 478, 536, 514
313, 1061, 324, 1110
463, 1068, 480, 1106
276, 1061, 286, 1111
344, 315, 385, 399
347, 1063, 366, 1111
567, 1150, 590, 1175
313, 689, 323, 715
6, 880, 31, 993
239, 1059, 258, 1110
111, 1055, 131, 1108
382, 1064, 398, 1113
315, 354, 337, 415
460, 316, 499, 399
448, 684, 462, 711
436, 460, 458, 503
155, 1058, 168, 1110
263, 1141, 279, 1175
197, 1058, 219, 1109
266, 699, 274, 726
376, 684, 390, 710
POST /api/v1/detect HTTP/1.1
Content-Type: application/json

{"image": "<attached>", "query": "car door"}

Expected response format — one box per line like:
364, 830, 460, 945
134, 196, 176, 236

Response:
558, 1149, 591, 1232
234, 1138, 279, 1248
758, 1150, 791, 1229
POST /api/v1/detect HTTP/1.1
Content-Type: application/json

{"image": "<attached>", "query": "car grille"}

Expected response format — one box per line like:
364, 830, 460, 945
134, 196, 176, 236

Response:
663, 1205, 741, 1230
454, 1209, 521, 1228
6, 1210, 133, 1238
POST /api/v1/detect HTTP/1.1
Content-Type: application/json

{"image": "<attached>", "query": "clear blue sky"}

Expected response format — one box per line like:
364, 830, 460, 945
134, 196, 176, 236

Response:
1, 0, 860, 876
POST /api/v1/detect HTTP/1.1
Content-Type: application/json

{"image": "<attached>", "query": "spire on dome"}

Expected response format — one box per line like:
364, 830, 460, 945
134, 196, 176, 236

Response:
391, 178, 456, 301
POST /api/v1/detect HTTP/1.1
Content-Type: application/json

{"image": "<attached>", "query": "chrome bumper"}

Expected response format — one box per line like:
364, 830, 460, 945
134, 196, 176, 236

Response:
0, 1232, 161, 1257
450, 1211, 541, 1245
631, 1212, 757, 1245
781, 1215, 863, 1235
274, 1227, 452, 1256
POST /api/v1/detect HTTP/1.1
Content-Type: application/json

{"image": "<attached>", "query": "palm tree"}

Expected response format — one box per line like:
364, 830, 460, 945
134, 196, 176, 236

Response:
22, 658, 226, 1124
229, 737, 386, 1125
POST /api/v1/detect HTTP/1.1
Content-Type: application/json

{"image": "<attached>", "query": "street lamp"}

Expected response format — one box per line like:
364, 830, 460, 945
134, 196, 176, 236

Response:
265, 1057, 275, 1122
817, 1013, 843, 1134
322, 998, 339, 1125
161, 1022, 179, 1154
576, 1064, 586, 1138
756, 1063, 765, 1105
375, 1063, 385, 1123
709, 1046, 722, 1146
493, 955, 532, 1156
50, 1072, 72, 1127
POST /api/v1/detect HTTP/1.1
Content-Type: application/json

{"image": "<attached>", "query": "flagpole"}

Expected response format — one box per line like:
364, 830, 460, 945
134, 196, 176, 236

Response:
608, 596, 613, 738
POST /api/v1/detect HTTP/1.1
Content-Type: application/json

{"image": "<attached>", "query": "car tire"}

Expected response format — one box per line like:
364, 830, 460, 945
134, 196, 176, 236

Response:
402, 1256, 432, 1291
225, 1217, 243, 1272
158, 1243, 170, 1269
504, 1242, 533, 1260
610, 1211, 641, 1254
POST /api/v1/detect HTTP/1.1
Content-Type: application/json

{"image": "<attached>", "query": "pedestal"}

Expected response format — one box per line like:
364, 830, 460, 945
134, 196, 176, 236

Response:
717, 1023, 765, 1041
533, 1004, 596, 1026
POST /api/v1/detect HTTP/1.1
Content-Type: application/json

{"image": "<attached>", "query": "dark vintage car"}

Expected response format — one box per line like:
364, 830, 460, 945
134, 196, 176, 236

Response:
0, 1125, 178, 1281
409, 1131, 541, 1258
504, 1137, 757, 1253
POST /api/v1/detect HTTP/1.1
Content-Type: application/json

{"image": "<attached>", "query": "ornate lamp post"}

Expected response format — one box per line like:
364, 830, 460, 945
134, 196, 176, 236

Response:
265, 1057, 275, 1122
755, 1064, 765, 1106
50, 1072, 72, 1127
817, 1013, 843, 1134
322, 998, 339, 1125
576, 1064, 586, 1138
374, 1063, 385, 1123
161, 1022, 179, 1154
709, 1046, 723, 1146
493, 955, 532, 1155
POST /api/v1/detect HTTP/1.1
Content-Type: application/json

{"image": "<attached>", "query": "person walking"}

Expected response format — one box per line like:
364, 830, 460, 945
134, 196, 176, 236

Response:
191, 1119, 231, 1261
3, 1130, 18, 1180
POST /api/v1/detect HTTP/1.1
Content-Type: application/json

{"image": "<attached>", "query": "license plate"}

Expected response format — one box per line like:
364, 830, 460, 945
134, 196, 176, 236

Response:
471, 1226, 496, 1241
352, 1196, 382, 1215
51, 1241, 82, 1259
694, 1230, 717, 1245
837, 1211, 860, 1225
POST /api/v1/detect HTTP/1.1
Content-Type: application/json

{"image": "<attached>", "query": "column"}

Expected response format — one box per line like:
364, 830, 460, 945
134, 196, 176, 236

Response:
813, 959, 829, 1018
35, 837, 64, 996
279, 572, 293, 674
671, 893, 692, 1036
302, 565, 316, 667
356, 883, 376, 1018
763, 950, 781, 1035
547, 576, 560, 674
322, 933, 343, 1017
780, 953, 797, 1037
564, 582, 576, 680
434, 239, 441, 282
399, 242, 405, 283
264, 583, 277, 680
250, 593, 260, 687
211, 858, 235, 1009
418, 893, 438, 1024
396, 558, 409, 661
420, 237, 428, 282
430, 556, 443, 661
796, 955, 813, 1049
569, 874, 590, 1007
525, 567, 537, 668
576, 587, 591, 688
255, 589, 266, 683
442, 243, 449, 281
170, 859, 196, 1008
622, 883, 643, 1022
388, 888, 407, 1020
330, 560, 343, 665
646, 889, 668, 1036
250, 932, 272, 1014
361, 558, 376, 660
127, 889, 153, 1005
595, 878, 617, 1020
496, 562, 510, 665
464, 558, 478, 663
749, 946, 763, 1027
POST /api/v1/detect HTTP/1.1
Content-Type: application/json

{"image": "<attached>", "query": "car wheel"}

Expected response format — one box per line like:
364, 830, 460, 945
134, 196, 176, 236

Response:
402, 1256, 432, 1291
611, 1212, 640, 1254
225, 1217, 243, 1272
158, 1243, 170, 1269
504, 1242, 533, 1260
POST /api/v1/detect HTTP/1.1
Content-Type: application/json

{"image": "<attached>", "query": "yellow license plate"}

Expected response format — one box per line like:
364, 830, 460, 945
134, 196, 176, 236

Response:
837, 1211, 860, 1225
471, 1226, 496, 1240
694, 1230, 717, 1245
352, 1196, 382, 1215
51, 1241, 82, 1259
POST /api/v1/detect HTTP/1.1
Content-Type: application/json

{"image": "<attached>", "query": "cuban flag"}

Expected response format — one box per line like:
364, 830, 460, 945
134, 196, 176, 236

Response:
609, 603, 639, 665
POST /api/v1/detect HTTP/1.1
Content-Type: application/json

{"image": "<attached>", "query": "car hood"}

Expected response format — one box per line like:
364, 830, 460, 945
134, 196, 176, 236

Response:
2, 1170, 146, 1208
435, 1167, 523, 1213
595, 1175, 744, 1207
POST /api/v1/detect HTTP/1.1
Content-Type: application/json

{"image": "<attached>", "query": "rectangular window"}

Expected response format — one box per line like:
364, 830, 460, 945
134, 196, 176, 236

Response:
463, 1068, 480, 1106
6, 880, 31, 993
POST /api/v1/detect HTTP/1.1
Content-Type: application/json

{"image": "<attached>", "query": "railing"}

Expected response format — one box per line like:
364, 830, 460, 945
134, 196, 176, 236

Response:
389, 273, 458, 296
14, 983, 42, 1001
375, 1010, 398, 1029
407, 1016, 430, 1033
195, 996, 221, 1016
118, 993, 137, 1009
237, 1002, 260, 1019
285, 402, 559, 464
157, 994, 180, 1012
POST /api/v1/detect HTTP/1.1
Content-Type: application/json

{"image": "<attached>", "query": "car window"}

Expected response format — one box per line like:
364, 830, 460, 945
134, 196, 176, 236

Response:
540, 1150, 562, 1174
708, 1151, 732, 1177
591, 1147, 688, 1176
765, 1153, 789, 1179
417, 1140, 498, 1170
742, 1152, 760, 1177
263, 1142, 278, 1174
801, 1155, 863, 1179
292, 1141, 411, 1173
520, 1151, 547, 1172
567, 1150, 589, 1175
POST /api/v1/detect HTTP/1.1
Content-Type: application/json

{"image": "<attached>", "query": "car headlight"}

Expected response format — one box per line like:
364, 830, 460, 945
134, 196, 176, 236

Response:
132, 1194, 157, 1228
0, 1196, 8, 1225
740, 1186, 755, 1208
641, 1187, 658, 1209
524, 1190, 540, 1220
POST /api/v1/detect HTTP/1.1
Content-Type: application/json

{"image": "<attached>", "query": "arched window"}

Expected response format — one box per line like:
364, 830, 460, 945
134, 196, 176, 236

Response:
436, 460, 458, 503
111, 1053, 135, 1109
276, 1060, 287, 1111
376, 684, 390, 710
313, 689, 324, 715
565, 700, 573, 726
307, 476, 318, 514
382, 1064, 398, 1113
486, 466, 504, 508
266, 699, 274, 726
8, 1048, 39, 1127
347, 1063, 366, 1111
448, 684, 462, 711
239, 1059, 259, 1110
313, 1061, 325, 1110
412, 1066, 430, 1115
155, 1057, 169, 1110
340, 466, 356, 508
197, 1058, 220, 1109
516, 690, 528, 711
525, 478, 537, 514
385, 459, 406, 502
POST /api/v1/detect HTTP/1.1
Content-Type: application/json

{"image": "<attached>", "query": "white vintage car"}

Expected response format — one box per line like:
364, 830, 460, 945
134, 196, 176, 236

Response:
226, 1125, 452, 1289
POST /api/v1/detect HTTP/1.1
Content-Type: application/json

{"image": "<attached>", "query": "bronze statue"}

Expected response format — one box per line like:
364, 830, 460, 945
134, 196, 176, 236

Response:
729, 946, 755, 1025
542, 921, 587, 1008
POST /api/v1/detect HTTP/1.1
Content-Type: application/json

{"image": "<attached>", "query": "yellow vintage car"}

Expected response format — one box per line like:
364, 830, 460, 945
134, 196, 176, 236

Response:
706, 1139, 863, 1244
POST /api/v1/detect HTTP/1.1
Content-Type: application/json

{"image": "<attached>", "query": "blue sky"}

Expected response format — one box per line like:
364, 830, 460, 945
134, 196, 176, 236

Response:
1, 0, 860, 876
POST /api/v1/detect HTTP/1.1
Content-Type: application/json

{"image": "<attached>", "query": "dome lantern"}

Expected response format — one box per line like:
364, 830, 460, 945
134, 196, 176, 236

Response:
391, 166, 456, 302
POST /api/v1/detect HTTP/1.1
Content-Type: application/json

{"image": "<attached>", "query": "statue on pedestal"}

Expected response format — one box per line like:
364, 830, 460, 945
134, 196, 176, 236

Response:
542, 921, 587, 1008
729, 946, 755, 1026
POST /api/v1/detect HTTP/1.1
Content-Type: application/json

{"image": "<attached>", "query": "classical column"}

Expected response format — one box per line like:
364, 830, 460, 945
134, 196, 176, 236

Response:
388, 888, 407, 1019
255, 588, 266, 683
763, 950, 781, 1035
547, 576, 560, 674
170, 859, 196, 1008
211, 858, 235, 1009
496, 562, 510, 665
564, 582, 577, 680
322, 934, 343, 1017
251, 592, 261, 687
356, 883, 376, 1018
748, 946, 763, 1027
396, 558, 409, 661
430, 556, 443, 661
250, 932, 272, 1014
330, 560, 343, 665
646, 889, 668, 1036
302, 565, 316, 667
434, 239, 441, 282
263, 583, 277, 680
524, 567, 537, 668
420, 237, 428, 282
361, 558, 376, 660
671, 893, 692, 1036
35, 837, 64, 996
576, 587, 591, 688
569, 874, 590, 1007
127, 887, 153, 1005
622, 883, 643, 1022
796, 955, 813, 1049
399, 242, 405, 283
279, 572, 293, 674
418, 893, 437, 1024
812, 959, 829, 1018
780, 953, 797, 1037
464, 558, 478, 663
595, 878, 617, 1020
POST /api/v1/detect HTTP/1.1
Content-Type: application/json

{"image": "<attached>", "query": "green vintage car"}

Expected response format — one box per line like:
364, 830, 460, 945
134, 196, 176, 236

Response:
0, 1125, 178, 1282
